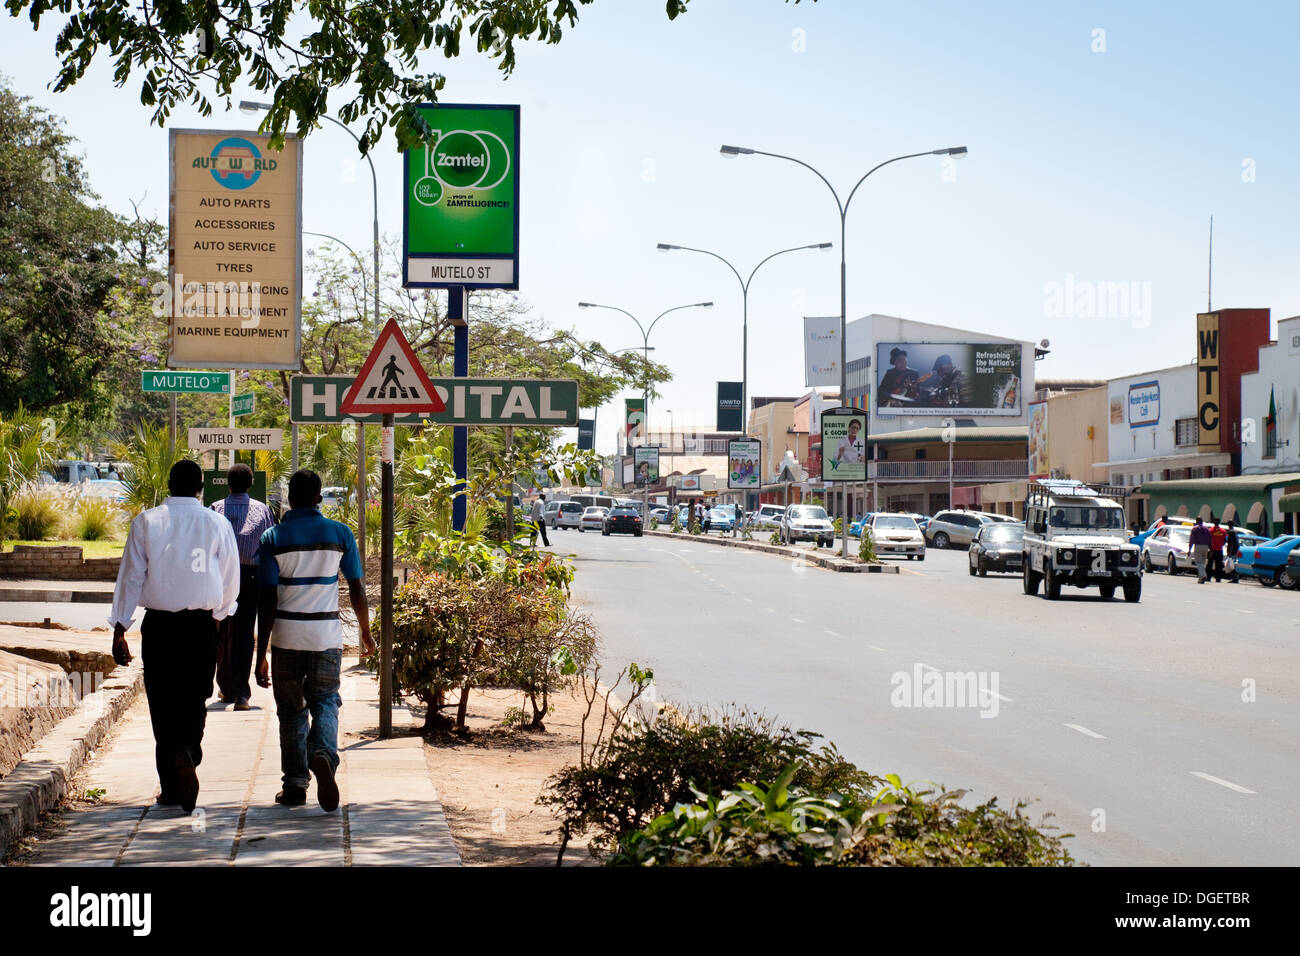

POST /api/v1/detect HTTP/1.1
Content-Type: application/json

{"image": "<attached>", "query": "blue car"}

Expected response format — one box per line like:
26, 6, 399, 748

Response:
1129, 516, 1196, 547
849, 513, 875, 538
707, 508, 735, 533
1237, 534, 1300, 587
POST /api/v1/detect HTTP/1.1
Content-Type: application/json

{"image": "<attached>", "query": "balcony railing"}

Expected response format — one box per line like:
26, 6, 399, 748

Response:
868, 459, 1028, 481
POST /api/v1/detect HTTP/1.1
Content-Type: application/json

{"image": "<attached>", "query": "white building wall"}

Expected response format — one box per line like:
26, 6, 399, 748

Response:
1241, 316, 1300, 474
1105, 364, 1196, 467
845, 313, 1034, 435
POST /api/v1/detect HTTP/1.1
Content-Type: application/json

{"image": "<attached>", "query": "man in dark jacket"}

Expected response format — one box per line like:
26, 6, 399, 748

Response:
1225, 520, 1242, 584
1189, 518, 1212, 583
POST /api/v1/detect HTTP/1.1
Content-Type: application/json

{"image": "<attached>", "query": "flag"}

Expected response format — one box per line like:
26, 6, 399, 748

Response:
1266, 387, 1277, 432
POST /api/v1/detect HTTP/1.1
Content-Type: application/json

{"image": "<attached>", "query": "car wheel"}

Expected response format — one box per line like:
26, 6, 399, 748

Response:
969, 560, 977, 576
1044, 563, 1061, 600
1023, 560, 1040, 595
579, 527, 585, 532
1143, 552, 1154, 573
1099, 584, 1116, 600
635, 531, 642, 537
1123, 576, 1142, 602
978, 557, 988, 577
934, 532, 950, 549
1279, 568, 1298, 590
1260, 570, 1277, 587
917, 553, 924, 562
602, 529, 609, 536
1167, 556, 1178, 576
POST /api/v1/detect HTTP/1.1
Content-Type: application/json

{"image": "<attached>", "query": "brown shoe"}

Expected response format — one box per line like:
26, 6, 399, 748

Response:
234, 697, 251, 711
310, 752, 339, 812
174, 751, 200, 814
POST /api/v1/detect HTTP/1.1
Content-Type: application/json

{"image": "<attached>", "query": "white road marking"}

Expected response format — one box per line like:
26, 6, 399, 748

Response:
865, 643, 885, 652
1237, 609, 1255, 614
917, 662, 940, 673
981, 688, 1013, 703
825, 629, 839, 637
1190, 771, 1255, 794
1064, 723, 1106, 739
764, 607, 776, 614
744, 597, 753, 603
791, 617, 806, 624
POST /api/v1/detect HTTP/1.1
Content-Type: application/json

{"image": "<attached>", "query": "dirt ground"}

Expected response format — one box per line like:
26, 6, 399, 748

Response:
418, 685, 599, 867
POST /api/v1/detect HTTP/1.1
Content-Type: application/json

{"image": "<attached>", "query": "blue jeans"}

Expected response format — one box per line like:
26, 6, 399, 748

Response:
271, 647, 342, 790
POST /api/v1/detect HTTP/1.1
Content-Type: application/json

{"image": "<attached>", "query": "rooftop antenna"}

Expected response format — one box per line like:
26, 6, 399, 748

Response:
1207, 214, 1213, 312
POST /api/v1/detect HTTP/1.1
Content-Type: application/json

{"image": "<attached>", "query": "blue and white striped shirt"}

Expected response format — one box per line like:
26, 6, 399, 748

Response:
257, 507, 363, 651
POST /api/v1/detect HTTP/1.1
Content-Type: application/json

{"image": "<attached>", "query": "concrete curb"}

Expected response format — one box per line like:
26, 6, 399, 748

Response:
0, 588, 113, 604
0, 659, 143, 858
644, 529, 900, 573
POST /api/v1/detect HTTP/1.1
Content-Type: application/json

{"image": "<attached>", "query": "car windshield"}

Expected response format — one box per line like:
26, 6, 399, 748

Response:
1047, 506, 1126, 529
873, 515, 918, 530
709, 509, 730, 519
987, 525, 1025, 542
1169, 528, 1190, 543
610, 507, 637, 516
584, 507, 606, 515
790, 506, 828, 520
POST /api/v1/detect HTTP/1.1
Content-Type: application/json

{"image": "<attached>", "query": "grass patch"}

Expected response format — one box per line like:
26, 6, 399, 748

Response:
2, 539, 126, 559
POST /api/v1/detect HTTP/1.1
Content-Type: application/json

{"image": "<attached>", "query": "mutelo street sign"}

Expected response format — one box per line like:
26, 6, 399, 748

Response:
142, 370, 232, 394
188, 427, 283, 451
291, 375, 578, 427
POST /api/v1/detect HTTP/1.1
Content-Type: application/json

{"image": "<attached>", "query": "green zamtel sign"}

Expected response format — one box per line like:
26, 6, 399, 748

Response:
403, 103, 520, 290
142, 370, 231, 394
290, 375, 578, 427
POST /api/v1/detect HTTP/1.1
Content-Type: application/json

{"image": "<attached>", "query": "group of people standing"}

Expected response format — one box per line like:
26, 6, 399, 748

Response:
1185, 516, 1241, 584
109, 461, 373, 814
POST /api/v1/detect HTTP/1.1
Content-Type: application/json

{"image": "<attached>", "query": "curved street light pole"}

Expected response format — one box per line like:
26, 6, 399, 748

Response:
719, 144, 967, 558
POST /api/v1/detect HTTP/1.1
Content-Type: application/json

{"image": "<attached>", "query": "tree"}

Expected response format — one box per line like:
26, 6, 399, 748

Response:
4, 0, 762, 153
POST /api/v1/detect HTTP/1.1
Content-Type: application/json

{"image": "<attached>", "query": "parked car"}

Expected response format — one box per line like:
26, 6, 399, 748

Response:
707, 508, 735, 533
603, 506, 643, 536
81, 478, 128, 503
848, 513, 875, 538
1238, 534, 1300, 587
753, 504, 787, 530
1130, 516, 1196, 548
1141, 525, 1194, 574
578, 506, 608, 531
549, 501, 584, 529
321, 486, 348, 509
969, 522, 1025, 575
648, 507, 670, 524
779, 504, 835, 547
867, 513, 926, 560
926, 510, 995, 549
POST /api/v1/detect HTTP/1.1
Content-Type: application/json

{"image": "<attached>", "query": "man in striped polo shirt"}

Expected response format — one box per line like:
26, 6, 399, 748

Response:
255, 470, 374, 810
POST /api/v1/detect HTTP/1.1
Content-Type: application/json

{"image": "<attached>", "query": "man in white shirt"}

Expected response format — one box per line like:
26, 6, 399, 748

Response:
110, 460, 240, 814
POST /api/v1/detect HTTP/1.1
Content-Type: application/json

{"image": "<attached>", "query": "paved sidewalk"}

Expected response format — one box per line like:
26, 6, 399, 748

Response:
24, 664, 460, 867
0, 579, 115, 603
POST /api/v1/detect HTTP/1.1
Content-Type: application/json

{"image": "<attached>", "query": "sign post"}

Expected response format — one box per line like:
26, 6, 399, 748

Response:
342, 319, 445, 740
820, 407, 867, 558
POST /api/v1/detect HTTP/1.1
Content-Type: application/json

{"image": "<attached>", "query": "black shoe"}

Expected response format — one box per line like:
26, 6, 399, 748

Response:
275, 786, 308, 806
174, 751, 200, 813
234, 697, 251, 711
310, 752, 339, 812
156, 792, 180, 807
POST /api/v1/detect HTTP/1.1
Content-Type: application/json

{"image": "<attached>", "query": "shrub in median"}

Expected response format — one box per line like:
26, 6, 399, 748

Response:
70, 497, 120, 541
13, 491, 61, 540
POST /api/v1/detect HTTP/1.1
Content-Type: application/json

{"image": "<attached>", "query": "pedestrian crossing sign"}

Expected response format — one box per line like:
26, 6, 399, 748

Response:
341, 318, 445, 415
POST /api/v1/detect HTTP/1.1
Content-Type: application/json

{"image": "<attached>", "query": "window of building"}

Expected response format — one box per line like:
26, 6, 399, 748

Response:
915, 448, 926, 459
1175, 418, 1197, 447
1264, 421, 1278, 459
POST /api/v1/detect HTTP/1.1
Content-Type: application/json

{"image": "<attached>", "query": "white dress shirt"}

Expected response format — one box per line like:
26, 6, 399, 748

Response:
109, 496, 241, 630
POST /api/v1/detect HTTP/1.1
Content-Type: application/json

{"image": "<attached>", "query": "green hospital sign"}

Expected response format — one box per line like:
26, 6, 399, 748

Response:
142, 370, 231, 394
403, 103, 519, 290
291, 375, 577, 427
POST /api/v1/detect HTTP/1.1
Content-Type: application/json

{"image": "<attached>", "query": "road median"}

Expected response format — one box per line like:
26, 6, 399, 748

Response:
644, 528, 899, 573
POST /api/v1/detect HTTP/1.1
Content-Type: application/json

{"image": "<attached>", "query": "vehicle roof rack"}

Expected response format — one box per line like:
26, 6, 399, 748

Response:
1025, 479, 1130, 507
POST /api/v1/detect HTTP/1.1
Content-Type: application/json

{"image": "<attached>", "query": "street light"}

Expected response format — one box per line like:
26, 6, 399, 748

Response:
578, 300, 713, 507
720, 142, 967, 558
656, 240, 832, 444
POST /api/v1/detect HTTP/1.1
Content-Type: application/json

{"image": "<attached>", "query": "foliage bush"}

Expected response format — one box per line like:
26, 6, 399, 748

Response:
609, 771, 1076, 868
542, 708, 877, 861
0, 404, 58, 540
13, 491, 62, 540
669, 511, 682, 533
70, 496, 120, 541
858, 527, 877, 562
112, 421, 192, 514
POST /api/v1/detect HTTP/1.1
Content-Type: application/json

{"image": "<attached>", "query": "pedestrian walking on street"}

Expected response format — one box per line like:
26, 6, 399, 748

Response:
1189, 517, 1212, 583
1208, 517, 1227, 583
1226, 519, 1242, 583
530, 493, 550, 547
255, 470, 374, 811
109, 460, 241, 814
210, 463, 276, 710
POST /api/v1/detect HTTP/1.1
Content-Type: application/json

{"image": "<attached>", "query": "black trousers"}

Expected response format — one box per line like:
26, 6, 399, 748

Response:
215, 567, 259, 700
1208, 550, 1224, 582
141, 609, 218, 799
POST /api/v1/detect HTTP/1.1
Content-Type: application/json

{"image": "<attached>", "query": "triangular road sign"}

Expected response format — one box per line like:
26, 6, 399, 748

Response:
341, 318, 445, 415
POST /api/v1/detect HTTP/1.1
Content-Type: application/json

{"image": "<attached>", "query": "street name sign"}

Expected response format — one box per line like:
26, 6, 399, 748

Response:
168, 129, 302, 369
188, 427, 283, 451
292, 375, 579, 427
403, 103, 520, 290
231, 392, 255, 417
141, 370, 232, 394
341, 319, 444, 416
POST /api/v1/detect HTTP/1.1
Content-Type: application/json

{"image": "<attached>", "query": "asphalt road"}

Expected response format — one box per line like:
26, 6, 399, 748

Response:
559, 527, 1300, 866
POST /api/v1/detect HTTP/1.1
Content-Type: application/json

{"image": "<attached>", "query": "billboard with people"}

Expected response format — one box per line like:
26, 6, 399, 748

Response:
875, 342, 1021, 416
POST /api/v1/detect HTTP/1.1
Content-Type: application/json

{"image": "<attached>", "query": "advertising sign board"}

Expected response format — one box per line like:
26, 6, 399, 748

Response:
1197, 312, 1220, 450
1128, 381, 1160, 428
634, 446, 659, 486
820, 407, 867, 482
717, 381, 743, 432
727, 438, 761, 490
804, 316, 840, 386
876, 342, 1021, 416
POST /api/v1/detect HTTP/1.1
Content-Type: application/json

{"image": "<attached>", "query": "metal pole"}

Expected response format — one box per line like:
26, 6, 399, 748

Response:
380, 412, 394, 739
291, 423, 299, 472
504, 426, 514, 539
451, 289, 469, 532
229, 369, 236, 470
356, 425, 366, 564
840, 218, 849, 559
948, 434, 954, 509
168, 395, 177, 458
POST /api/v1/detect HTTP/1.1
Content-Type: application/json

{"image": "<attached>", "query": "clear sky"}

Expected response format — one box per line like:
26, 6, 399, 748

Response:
5, 0, 1298, 454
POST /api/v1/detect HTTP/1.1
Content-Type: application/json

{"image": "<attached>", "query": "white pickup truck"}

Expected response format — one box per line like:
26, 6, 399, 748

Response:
1022, 480, 1142, 602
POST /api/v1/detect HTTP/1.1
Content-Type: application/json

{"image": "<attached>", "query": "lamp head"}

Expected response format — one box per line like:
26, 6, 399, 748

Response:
934, 146, 968, 158
719, 145, 755, 157
239, 100, 272, 114
656, 243, 678, 252
578, 301, 594, 308
813, 242, 833, 249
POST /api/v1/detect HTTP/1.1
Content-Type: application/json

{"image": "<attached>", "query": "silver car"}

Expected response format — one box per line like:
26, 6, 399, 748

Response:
779, 504, 835, 547
926, 510, 996, 549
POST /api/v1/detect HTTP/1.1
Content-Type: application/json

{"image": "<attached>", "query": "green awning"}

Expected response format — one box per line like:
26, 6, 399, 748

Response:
1138, 473, 1300, 495
1279, 492, 1300, 513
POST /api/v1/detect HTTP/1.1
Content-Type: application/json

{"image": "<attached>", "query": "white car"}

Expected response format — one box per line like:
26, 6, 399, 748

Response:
551, 501, 584, 529
866, 513, 926, 560
579, 506, 608, 532
753, 504, 787, 530
1141, 524, 1194, 574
